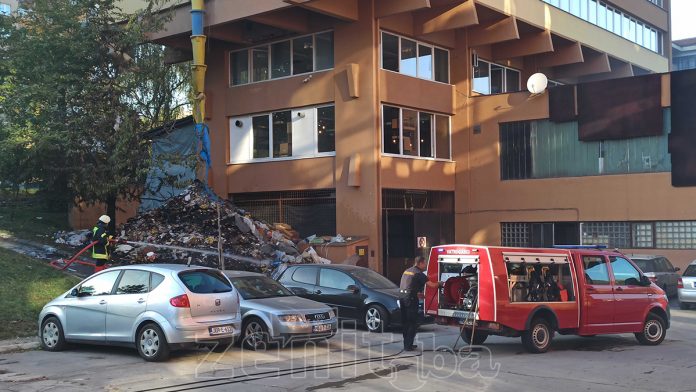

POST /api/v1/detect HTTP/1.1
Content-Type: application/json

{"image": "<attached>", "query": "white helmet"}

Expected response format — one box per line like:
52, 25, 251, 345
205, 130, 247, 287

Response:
99, 215, 111, 224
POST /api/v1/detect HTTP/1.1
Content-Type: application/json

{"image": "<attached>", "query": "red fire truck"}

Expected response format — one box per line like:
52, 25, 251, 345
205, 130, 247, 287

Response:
424, 245, 670, 353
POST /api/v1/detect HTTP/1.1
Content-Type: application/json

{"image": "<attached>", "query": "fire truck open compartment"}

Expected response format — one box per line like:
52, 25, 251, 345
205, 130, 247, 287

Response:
504, 252, 576, 303
437, 254, 480, 312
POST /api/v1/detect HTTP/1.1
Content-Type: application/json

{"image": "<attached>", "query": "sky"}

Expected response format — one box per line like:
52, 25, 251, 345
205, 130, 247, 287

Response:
671, 0, 696, 40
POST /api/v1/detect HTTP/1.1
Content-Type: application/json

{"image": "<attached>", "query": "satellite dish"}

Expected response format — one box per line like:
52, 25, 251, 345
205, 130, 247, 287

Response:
527, 73, 549, 94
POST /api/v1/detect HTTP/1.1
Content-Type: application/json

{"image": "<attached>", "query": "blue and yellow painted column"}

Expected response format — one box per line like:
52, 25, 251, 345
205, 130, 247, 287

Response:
190, 0, 212, 183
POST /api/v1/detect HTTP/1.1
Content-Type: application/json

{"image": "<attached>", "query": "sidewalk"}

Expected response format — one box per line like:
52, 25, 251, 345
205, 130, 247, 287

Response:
0, 336, 39, 354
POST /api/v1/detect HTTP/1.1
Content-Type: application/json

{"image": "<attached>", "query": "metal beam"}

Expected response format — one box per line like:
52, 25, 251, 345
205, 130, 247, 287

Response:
492, 30, 553, 60
376, 0, 431, 18
468, 16, 518, 47
414, 1, 478, 36
552, 51, 611, 78
535, 42, 584, 68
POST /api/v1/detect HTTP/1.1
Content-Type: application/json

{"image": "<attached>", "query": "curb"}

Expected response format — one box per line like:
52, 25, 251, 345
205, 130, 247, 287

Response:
0, 337, 40, 354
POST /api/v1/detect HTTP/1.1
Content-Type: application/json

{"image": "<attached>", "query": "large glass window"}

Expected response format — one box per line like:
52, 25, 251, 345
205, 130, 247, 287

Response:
473, 59, 520, 95
383, 105, 401, 154
583, 256, 610, 285
252, 46, 269, 82
252, 115, 270, 159
293, 35, 313, 75
381, 31, 449, 83
315, 31, 334, 71
473, 59, 490, 94
382, 105, 450, 159
317, 106, 335, 153
271, 41, 291, 78
272, 111, 292, 158
400, 38, 418, 77
231, 50, 249, 85
231, 31, 333, 85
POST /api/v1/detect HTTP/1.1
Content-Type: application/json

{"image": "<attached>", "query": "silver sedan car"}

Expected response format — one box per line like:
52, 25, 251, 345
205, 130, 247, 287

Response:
223, 270, 337, 350
38, 264, 242, 361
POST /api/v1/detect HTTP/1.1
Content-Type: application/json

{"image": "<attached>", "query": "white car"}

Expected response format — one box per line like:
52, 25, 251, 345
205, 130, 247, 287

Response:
38, 264, 242, 361
678, 261, 696, 310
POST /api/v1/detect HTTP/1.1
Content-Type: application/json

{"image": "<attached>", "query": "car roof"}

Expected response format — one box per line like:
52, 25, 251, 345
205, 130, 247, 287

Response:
106, 263, 219, 273
222, 270, 265, 278
626, 254, 664, 260
292, 263, 367, 272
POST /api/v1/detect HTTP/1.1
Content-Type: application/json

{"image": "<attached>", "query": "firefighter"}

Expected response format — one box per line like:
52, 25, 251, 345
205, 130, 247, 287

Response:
399, 256, 442, 351
91, 215, 112, 273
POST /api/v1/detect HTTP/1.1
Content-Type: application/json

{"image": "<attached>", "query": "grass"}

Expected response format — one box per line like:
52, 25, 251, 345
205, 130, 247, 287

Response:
0, 192, 70, 241
0, 247, 80, 340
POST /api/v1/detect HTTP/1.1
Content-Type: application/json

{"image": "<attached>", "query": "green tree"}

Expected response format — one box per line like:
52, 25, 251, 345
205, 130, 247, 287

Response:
0, 0, 188, 229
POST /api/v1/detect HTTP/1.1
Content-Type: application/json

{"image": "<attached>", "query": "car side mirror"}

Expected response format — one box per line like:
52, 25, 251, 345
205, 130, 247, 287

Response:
640, 275, 651, 286
625, 277, 640, 286
347, 284, 360, 294
70, 288, 79, 297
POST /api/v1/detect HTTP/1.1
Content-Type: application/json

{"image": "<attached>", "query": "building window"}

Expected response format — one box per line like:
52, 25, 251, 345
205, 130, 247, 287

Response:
655, 221, 696, 249
381, 105, 451, 159
472, 59, 521, 95
582, 222, 631, 248
0, 3, 10, 15
380, 31, 450, 83
632, 222, 654, 248
501, 223, 531, 247
230, 104, 335, 163
230, 31, 334, 86
499, 121, 532, 180
542, 0, 663, 54
317, 106, 335, 153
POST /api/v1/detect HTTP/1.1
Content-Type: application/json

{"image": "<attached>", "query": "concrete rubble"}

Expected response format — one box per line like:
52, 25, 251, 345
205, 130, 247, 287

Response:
54, 181, 332, 272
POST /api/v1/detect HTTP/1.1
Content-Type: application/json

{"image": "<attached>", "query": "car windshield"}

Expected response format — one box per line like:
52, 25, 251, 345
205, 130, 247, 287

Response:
632, 259, 655, 273
230, 276, 293, 300
350, 268, 397, 289
178, 270, 233, 293
684, 265, 696, 277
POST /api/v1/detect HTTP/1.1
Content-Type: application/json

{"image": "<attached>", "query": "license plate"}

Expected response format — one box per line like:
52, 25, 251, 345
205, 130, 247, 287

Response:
312, 323, 333, 333
209, 325, 234, 336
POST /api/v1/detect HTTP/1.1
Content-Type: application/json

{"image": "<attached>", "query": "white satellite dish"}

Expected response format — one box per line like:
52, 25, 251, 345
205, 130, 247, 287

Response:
527, 73, 549, 94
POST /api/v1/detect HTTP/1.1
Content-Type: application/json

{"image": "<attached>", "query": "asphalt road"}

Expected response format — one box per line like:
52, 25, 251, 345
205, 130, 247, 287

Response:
1, 305, 695, 392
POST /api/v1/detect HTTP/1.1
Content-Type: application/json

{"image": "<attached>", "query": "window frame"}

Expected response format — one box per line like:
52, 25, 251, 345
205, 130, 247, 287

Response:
380, 104, 452, 161
379, 31, 451, 85
229, 104, 337, 164
229, 30, 334, 87
472, 59, 521, 95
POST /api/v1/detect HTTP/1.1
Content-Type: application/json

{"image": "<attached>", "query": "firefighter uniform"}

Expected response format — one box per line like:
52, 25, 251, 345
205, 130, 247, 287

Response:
399, 265, 428, 351
91, 216, 112, 273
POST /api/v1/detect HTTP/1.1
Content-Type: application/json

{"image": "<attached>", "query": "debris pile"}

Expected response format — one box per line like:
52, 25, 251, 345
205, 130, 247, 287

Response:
55, 181, 331, 272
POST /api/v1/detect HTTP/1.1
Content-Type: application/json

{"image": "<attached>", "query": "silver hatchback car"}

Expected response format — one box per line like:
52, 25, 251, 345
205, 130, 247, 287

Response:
223, 270, 337, 350
38, 264, 241, 361
678, 261, 696, 310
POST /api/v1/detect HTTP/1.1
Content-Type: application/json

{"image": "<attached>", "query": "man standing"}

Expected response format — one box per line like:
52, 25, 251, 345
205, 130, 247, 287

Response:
91, 215, 112, 273
399, 256, 441, 351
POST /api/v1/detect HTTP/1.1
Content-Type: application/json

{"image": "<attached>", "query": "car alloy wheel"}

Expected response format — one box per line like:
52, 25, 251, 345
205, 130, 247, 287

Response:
42, 321, 60, 348
140, 328, 161, 358
365, 306, 383, 332
244, 320, 267, 350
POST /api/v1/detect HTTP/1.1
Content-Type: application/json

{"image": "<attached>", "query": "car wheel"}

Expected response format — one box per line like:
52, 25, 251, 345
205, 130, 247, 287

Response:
365, 305, 388, 333
40, 316, 67, 352
461, 329, 488, 345
635, 313, 666, 346
137, 323, 170, 362
242, 318, 269, 351
521, 318, 554, 354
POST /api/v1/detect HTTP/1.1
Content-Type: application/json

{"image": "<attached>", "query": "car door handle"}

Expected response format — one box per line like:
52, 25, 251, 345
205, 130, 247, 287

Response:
99, 300, 107, 305
137, 298, 146, 304
615, 287, 624, 292
648, 293, 654, 297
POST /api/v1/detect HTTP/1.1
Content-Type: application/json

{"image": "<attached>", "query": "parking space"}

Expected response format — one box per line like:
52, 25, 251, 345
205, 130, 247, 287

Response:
1, 305, 695, 392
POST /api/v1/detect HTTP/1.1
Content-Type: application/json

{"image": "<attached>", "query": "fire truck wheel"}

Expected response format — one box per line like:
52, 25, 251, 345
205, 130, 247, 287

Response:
521, 318, 554, 353
461, 329, 488, 345
635, 313, 666, 346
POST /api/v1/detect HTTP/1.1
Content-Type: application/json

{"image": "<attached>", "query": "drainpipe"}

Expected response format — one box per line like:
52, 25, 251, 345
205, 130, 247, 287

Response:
190, 0, 212, 183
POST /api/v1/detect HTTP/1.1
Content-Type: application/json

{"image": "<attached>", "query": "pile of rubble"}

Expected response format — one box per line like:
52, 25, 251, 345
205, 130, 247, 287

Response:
55, 181, 331, 272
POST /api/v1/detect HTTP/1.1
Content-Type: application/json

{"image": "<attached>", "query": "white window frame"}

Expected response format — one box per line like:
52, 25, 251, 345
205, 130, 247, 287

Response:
379, 31, 451, 85
229, 30, 334, 87
380, 104, 452, 161
229, 104, 336, 164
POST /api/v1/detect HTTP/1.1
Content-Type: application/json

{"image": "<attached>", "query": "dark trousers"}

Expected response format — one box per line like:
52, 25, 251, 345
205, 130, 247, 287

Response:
401, 298, 419, 350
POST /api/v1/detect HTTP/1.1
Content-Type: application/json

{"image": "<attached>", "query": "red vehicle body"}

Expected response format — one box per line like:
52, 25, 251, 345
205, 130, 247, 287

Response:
425, 245, 670, 353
